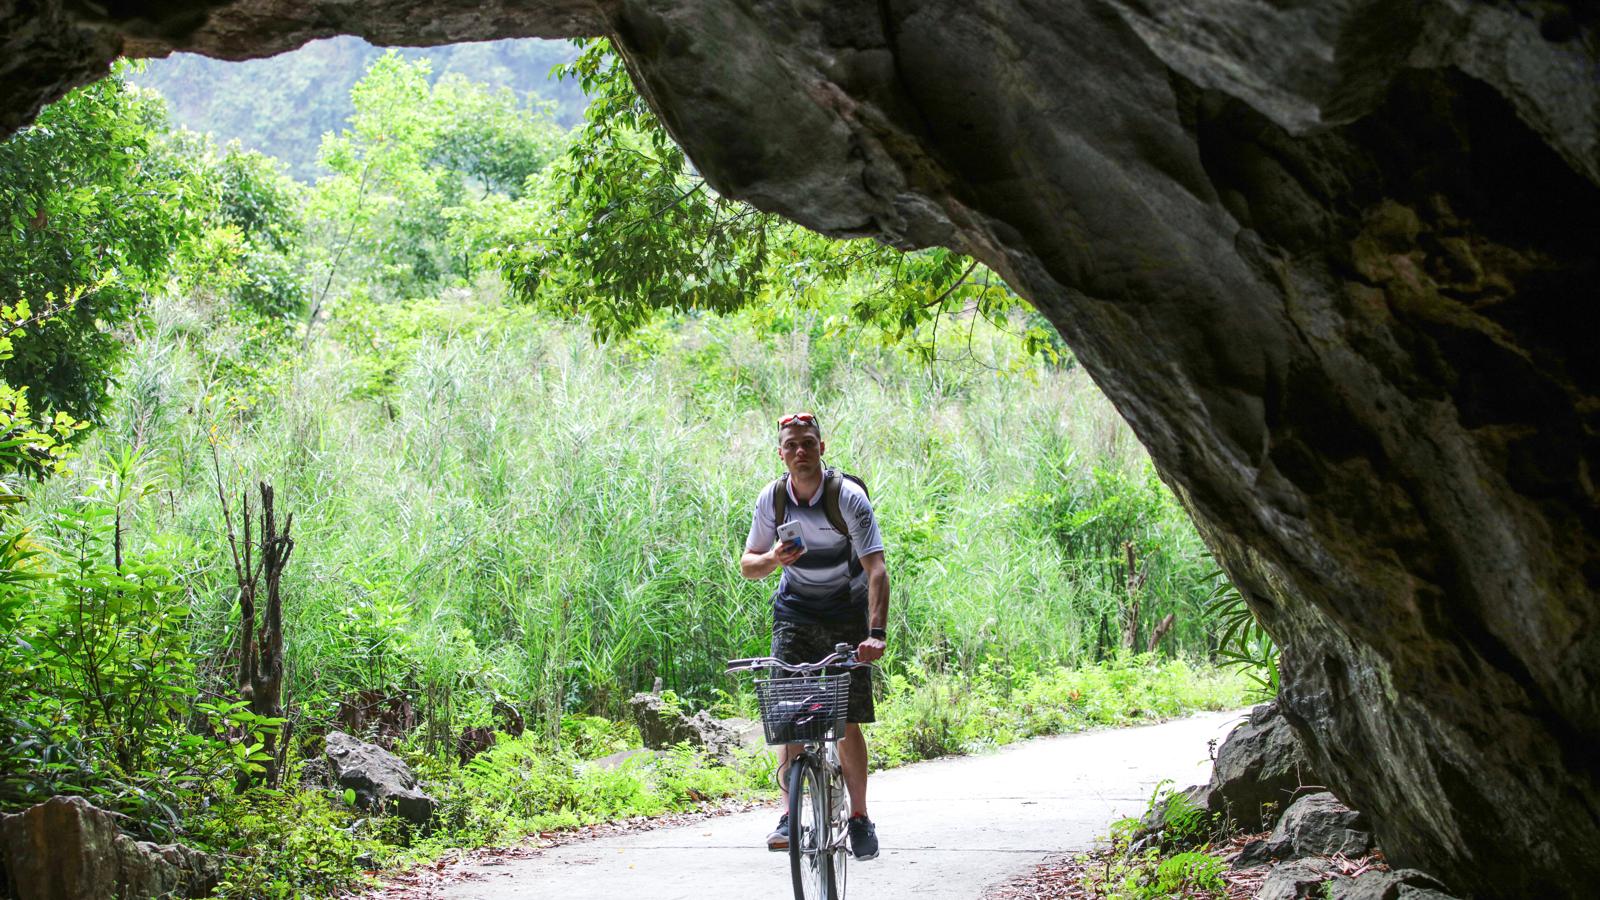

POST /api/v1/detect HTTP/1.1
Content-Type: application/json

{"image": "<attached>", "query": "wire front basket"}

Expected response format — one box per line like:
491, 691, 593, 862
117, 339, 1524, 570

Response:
754, 672, 851, 744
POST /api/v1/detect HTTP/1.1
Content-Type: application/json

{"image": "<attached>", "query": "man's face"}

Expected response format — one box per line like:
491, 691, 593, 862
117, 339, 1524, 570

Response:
778, 424, 824, 478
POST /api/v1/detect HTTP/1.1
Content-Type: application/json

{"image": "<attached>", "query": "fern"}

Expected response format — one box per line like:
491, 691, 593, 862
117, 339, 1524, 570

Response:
1203, 572, 1280, 696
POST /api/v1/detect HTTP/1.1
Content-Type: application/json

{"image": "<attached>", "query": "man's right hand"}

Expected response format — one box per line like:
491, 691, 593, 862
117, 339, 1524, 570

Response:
770, 541, 804, 567
739, 541, 804, 580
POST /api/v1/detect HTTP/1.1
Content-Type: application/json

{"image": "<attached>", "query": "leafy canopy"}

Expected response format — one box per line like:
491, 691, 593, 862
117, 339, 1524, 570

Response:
492, 39, 1062, 367
306, 53, 566, 307
0, 66, 212, 422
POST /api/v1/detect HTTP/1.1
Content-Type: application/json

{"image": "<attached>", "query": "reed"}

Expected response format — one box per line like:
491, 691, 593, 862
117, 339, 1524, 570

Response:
42, 289, 1230, 739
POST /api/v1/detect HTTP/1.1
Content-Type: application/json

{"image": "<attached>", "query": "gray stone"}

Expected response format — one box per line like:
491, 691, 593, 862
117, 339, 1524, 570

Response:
720, 716, 767, 754
0, 796, 220, 899
627, 694, 761, 763
628, 692, 687, 749
1151, 700, 1318, 845
4, 4, 1599, 894
1255, 858, 1337, 900
1261, 791, 1373, 860
1330, 868, 1459, 900
324, 731, 436, 825
1205, 702, 1322, 830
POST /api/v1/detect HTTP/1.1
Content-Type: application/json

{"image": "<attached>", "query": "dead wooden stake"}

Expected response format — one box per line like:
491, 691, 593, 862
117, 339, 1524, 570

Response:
214, 459, 295, 789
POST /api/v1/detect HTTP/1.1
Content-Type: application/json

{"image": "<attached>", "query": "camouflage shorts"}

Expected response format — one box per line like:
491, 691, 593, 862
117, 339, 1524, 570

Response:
770, 616, 875, 724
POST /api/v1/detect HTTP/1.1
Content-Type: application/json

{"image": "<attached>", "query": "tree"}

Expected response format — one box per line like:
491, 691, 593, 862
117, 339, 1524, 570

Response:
158, 129, 310, 329
491, 39, 1061, 367
302, 52, 567, 323
208, 143, 309, 321
0, 66, 212, 424
430, 73, 565, 199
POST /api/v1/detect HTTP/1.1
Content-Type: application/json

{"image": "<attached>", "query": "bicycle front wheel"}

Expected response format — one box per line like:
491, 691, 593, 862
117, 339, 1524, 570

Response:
788, 754, 843, 900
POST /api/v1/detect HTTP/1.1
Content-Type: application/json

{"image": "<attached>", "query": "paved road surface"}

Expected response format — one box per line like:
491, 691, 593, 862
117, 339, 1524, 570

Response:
416, 709, 1245, 899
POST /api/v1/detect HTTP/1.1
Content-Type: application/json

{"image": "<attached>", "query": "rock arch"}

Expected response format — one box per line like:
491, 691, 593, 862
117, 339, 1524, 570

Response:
6, 2, 1598, 895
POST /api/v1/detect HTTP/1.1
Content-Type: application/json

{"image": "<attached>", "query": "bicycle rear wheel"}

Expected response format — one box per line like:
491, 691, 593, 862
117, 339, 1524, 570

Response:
788, 754, 842, 900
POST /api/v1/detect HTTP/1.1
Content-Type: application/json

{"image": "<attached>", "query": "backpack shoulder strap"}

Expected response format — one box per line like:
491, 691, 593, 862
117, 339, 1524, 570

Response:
769, 474, 789, 530
821, 469, 849, 536
822, 469, 865, 578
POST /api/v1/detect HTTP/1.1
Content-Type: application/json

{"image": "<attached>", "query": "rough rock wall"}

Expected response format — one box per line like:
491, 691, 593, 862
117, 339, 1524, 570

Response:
4, 1, 1598, 896
606, 4, 1599, 895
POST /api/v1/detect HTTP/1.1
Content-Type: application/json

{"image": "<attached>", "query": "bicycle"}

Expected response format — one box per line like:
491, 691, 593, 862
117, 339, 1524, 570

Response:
726, 642, 866, 900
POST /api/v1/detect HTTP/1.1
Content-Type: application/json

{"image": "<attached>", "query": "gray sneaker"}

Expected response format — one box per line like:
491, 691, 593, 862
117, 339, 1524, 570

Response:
767, 813, 790, 851
847, 815, 879, 860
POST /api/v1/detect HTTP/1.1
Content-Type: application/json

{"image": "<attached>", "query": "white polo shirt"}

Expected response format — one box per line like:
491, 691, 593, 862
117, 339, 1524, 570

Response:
746, 475, 883, 623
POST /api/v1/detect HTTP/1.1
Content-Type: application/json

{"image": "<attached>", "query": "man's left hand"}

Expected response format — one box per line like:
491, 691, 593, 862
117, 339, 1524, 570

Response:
856, 636, 886, 663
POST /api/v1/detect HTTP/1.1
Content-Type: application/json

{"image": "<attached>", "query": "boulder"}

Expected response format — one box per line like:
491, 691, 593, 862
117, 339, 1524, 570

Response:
688, 712, 767, 760
1330, 868, 1460, 900
0, 796, 220, 900
582, 748, 668, 772
627, 694, 762, 762
1234, 836, 1275, 869
1236, 791, 1374, 867
628, 692, 688, 749
719, 716, 767, 754
1145, 701, 1321, 842
1206, 703, 1322, 830
1262, 792, 1374, 860
1255, 858, 1337, 900
324, 731, 436, 825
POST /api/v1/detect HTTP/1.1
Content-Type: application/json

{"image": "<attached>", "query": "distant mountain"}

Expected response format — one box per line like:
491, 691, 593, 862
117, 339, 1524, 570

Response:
131, 37, 584, 181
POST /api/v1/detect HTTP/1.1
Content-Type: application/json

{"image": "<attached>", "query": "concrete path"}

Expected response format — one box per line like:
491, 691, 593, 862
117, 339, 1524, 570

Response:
414, 709, 1245, 899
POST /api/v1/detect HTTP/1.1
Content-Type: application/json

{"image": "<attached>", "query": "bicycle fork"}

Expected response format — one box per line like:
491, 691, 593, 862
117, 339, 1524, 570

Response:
823, 745, 852, 851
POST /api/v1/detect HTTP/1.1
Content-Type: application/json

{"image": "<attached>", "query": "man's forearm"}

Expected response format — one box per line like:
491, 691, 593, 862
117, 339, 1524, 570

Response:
741, 550, 777, 580
867, 568, 889, 630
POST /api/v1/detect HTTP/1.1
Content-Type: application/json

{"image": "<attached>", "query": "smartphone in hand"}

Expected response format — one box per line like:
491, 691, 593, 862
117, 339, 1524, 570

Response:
776, 520, 805, 551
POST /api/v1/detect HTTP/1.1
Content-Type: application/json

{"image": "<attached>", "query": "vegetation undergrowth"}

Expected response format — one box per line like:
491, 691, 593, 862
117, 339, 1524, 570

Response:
198, 656, 1247, 897
870, 655, 1247, 769
1059, 779, 1239, 900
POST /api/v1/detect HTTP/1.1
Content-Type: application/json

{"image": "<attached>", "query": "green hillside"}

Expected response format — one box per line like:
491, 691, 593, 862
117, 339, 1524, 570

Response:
131, 37, 583, 180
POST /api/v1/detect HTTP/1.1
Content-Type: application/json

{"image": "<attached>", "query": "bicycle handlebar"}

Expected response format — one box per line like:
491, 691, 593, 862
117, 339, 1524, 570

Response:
725, 641, 868, 675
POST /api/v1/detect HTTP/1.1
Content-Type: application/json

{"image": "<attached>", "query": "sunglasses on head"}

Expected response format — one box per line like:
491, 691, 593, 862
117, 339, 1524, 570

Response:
778, 412, 818, 428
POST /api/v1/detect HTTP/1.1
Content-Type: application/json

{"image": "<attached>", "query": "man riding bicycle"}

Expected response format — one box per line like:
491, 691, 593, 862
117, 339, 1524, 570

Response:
739, 411, 889, 861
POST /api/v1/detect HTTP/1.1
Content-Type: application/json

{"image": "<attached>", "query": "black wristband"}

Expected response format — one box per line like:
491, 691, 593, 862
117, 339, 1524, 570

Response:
868, 627, 886, 641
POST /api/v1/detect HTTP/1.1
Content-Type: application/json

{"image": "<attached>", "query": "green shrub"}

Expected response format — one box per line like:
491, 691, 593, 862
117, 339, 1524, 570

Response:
195, 787, 373, 900
418, 732, 767, 848
1155, 852, 1225, 894
0, 488, 272, 826
869, 656, 1248, 770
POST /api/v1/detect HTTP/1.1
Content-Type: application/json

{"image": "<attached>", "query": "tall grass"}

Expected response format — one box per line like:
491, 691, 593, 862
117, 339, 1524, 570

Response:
36, 287, 1226, 739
